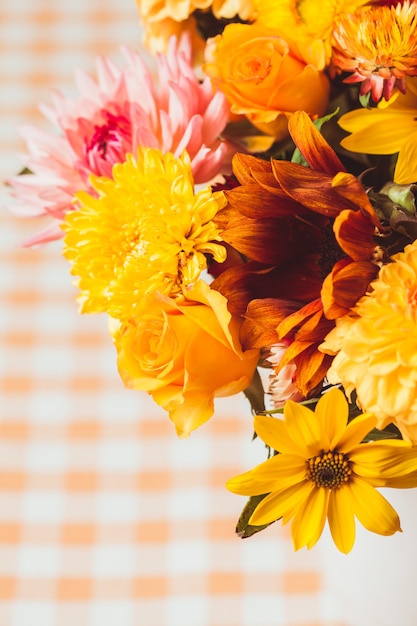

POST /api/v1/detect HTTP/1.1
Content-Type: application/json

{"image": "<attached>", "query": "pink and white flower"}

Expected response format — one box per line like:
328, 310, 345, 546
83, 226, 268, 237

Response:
265, 343, 304, 409
7, 35, 233, 246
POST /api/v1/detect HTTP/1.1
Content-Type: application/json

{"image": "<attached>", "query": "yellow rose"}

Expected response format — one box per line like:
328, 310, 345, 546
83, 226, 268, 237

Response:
110, 280, 260, 437
203, 23, 330, 140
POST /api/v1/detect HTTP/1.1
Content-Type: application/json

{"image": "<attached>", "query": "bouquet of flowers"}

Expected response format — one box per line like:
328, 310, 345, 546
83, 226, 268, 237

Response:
7, 0, 417, 554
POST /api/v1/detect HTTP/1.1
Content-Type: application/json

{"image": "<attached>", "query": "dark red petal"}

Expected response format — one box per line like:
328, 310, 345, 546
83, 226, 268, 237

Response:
322, 259, 379, 319
226, 184, 305, 219
211, 257, 322, 317
277, 298, 323, 339
271, 161, 346, 217
240, 298, 298, 350
221, 213, 324, 264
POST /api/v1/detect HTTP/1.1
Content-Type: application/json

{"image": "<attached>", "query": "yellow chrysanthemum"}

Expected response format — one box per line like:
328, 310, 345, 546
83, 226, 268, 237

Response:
227, 388, 417, 553
332, 1, 417, 102
321, 240, 417, 444
253, 0, 368, 68
135, 0, 256, 54
62, 148, 227, 319
339, 77, 417, 184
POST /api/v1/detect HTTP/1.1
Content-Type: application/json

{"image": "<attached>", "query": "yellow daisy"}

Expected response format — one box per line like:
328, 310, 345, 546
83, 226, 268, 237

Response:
62, 148, 227, 319
321, 240, 417, 444
227, 388, 417, 553
338, 77, 417, 184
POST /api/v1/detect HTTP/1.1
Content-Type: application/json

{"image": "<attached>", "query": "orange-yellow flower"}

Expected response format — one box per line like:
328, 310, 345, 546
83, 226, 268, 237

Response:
253, 0, 369, 68
321, 240, 417, 444
135, 0, 256, 54
111, 280, 260, 437
202, 23, 330, 140
332, 1, 417, 102
227, 388, 417, 553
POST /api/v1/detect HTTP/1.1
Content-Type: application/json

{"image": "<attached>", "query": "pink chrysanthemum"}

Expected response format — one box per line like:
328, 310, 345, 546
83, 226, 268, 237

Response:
7, 35, 233, 246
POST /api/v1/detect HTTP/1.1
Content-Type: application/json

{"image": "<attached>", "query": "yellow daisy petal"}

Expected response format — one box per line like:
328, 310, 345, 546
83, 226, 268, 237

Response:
393, 131, 417, 184
350, 441, 417, 487
249, 480, 313, 526
327, 488, 356, 554
335, 411, 377, 453
315, 387, 348, 449
340, 114, 414, 154
347, 478, 401, 536
254, 413, 303, 455
291, 486, 329, 550
283, 400, 323, 457
226, 453, 306, 496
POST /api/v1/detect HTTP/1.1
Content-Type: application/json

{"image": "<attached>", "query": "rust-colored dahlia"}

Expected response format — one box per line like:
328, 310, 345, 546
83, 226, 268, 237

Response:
212, 110, 382, 396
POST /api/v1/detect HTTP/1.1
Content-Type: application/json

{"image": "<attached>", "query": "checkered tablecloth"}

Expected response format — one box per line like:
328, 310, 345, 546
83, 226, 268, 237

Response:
2, 2, 417, 625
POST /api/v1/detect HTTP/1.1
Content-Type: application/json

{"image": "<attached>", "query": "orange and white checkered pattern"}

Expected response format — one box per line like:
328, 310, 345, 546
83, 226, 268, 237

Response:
2, 2, 417, 625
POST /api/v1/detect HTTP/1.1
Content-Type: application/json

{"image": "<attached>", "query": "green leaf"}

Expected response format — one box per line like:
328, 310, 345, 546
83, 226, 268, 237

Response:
359, 91, 372, 108
236, 493, 277, 538
243, 368, 266, 415
362, 424, 402, 442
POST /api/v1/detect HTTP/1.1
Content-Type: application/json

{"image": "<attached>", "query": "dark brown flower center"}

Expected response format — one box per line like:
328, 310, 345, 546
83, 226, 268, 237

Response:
317, 221, 346, 279
306, 450, 352, 488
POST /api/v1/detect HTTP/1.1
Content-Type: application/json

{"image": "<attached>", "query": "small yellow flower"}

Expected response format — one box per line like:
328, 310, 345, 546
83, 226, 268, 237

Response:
332, 1, 417, 101
227, 388, 417, 553
62, 148, 227, 319
321, 240, 417, 444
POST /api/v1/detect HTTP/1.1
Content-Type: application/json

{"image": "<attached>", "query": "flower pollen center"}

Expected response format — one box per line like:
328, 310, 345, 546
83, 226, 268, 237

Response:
84, 112, 132, 174
318, 221, 345, 279
306, 450, 352, 489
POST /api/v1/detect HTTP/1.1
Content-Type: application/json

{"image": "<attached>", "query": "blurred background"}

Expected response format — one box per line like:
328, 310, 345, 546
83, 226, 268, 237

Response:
1, 1, 417, 625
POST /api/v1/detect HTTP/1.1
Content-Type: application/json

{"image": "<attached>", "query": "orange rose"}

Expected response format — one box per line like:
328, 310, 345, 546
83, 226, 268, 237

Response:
203, 23, 330, 140
111, 280, 259, 437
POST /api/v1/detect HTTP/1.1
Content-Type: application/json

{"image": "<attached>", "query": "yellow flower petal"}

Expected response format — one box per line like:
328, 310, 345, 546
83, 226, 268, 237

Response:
347, 478, 401, 536
393, 131, 417, 184
249, 480, 313, 526
254, 414, 302, 455
315, 387, 348, 449
327, 488, 356, 554
283, 400, 323, 457
291, 486, 329, 550
335, 411, 377, 453
350, 441, 417, 487
226, 453, 306, 496
340, 115, 414, 154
